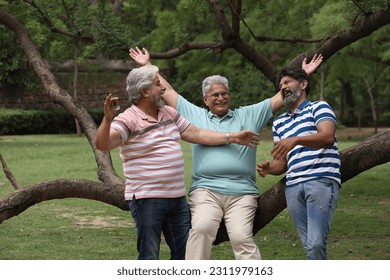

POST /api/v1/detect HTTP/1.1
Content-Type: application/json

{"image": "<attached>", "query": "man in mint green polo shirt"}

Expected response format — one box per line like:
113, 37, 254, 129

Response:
129, 47, 323, 260
176, 75, 275, 260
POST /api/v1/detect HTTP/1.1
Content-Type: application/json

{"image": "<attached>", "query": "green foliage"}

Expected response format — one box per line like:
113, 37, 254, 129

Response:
0, 109, 73, 135
0, 0, 389, 126
309, 2, 351, 37
322, 23, 390, 126
0, 108, 103, 135
0, 27, 40, 89
223, 63, 275, 108
379, 111, 390, 125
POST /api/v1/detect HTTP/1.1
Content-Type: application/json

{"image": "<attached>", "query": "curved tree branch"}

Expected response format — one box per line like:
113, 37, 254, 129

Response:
0, 154, 21, 190
228, 0, 241, 39
148, 41, 234, 59
208, 0, 233, 40
0, 179, 126, 223
290, 7, 390, 68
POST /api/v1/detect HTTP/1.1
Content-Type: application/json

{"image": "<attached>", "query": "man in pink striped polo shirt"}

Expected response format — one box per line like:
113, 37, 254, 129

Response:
95, 64, 259, 260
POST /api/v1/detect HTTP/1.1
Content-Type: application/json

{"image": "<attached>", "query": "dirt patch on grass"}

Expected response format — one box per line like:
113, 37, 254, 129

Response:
62, 212, 132, 228
378, 198, 390, 205
336, 127, 389, 141
53, 208, 132, 229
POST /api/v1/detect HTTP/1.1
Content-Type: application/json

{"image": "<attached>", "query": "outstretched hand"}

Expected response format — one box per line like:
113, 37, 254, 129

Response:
302, 54, 323, 76
129, 47, 151, 66
231, 131, 260, 148
256, 161, 271, 177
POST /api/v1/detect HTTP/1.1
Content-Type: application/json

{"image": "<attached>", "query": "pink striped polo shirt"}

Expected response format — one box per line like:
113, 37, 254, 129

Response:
111, 105, 190, 200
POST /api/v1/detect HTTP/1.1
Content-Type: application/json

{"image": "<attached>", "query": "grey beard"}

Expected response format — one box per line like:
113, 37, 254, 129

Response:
283, 87, 301, 107
154, 96, 166, 108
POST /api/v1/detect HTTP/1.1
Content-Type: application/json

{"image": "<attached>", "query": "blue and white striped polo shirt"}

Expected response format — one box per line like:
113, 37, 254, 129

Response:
273, 99, 341, 187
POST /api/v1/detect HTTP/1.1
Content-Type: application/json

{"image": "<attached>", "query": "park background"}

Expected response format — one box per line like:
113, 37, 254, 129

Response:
0, 0, 389, 260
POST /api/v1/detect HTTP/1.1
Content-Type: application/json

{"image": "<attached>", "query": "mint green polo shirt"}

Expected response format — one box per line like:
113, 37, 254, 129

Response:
177, 95, 273, 195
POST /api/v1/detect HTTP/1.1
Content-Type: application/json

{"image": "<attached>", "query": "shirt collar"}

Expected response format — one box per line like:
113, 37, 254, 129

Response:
287, 99, 310, 115
131, 104, 162, 122
207, 109, 234, 120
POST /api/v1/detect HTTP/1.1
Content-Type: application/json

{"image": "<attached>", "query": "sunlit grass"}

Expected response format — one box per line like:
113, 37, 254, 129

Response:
0, 134, 389, 259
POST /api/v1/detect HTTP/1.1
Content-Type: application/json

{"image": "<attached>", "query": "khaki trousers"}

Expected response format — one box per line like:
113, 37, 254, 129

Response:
185, 188, 261, 260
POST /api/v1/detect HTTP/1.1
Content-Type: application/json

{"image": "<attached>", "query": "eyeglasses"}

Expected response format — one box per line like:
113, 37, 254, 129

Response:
207, 92, 229, 99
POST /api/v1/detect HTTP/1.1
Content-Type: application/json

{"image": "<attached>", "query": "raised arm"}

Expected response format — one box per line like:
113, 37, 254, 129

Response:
129, 47, 179, 108
95, 94, 122, 151
270, 54, 323, 114
270, 90, 283, 114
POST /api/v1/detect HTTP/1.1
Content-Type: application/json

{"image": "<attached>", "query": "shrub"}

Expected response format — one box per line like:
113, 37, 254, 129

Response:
0, 108, 104, 135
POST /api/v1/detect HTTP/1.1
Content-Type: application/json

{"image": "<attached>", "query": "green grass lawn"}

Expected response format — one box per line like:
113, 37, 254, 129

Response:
0, 134, 389, 260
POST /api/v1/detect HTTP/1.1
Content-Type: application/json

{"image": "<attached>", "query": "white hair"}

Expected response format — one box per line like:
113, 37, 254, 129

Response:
202, 75, 229, 96
126, 65, 159, 105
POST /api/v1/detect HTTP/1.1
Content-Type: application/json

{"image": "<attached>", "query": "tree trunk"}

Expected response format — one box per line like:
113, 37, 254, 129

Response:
364, 78, 378, 133
73, 46, 82, 136
339, 80, 357, 127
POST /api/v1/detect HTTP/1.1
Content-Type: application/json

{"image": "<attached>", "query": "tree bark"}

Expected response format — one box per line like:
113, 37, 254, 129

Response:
0, 179, 126, 223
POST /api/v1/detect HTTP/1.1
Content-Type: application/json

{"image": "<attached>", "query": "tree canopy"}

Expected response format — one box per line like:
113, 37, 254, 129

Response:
1, 0, 389, 125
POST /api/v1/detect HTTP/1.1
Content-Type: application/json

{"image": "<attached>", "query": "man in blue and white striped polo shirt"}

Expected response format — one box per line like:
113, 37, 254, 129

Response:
257, 67, 341, 260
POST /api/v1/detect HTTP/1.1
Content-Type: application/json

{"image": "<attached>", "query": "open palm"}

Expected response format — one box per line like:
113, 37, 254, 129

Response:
129, 47, 150, 66
301, 54, 323, 76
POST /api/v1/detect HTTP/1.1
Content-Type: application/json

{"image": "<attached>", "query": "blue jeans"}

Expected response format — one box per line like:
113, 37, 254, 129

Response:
285, 178, 339, 260
128, 196, 190, 260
